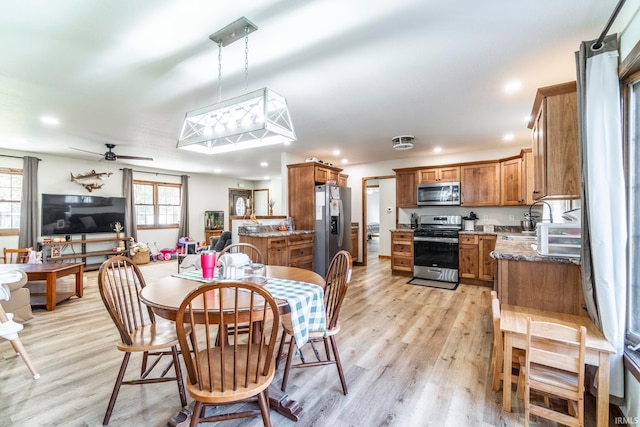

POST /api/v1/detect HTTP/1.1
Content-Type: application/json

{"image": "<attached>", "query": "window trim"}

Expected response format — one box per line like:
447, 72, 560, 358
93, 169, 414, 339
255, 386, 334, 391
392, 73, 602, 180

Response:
0, 167, 22, 236
133, 179, 181, 229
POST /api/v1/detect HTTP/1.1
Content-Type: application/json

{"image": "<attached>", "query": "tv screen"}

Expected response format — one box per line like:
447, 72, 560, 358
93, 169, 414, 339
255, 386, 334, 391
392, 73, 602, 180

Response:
41, 194, 126, 235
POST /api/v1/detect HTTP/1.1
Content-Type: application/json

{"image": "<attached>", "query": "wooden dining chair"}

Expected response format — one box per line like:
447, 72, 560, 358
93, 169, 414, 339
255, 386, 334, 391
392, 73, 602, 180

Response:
523, 317, 586, 427
3, 248, 30, 264
174, 281, 280, 427
98, 255, 188, 425
490, 291, 525, 393
277, 249, 352, 395
218, 243, 264, 265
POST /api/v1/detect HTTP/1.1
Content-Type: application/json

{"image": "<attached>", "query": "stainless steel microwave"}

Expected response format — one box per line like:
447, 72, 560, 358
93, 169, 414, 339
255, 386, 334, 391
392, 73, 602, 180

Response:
417, 182, 461, 206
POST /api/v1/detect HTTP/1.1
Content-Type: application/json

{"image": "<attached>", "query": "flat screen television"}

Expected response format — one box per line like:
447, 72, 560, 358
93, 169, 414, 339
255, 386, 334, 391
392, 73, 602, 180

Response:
41, 193, 126, 235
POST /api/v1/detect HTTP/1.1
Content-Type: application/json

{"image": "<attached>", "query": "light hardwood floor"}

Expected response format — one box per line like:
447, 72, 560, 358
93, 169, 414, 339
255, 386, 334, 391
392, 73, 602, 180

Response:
0, 256, 617, 426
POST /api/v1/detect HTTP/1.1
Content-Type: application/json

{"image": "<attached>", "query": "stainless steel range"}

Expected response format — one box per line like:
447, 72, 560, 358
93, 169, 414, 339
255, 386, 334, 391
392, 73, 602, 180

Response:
413, 215, 462, 283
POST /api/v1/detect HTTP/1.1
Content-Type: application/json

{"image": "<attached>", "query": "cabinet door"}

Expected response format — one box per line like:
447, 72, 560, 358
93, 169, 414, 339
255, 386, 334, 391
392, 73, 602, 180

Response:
338, 174, 348, 186
350, 226, 359, 261
459, 243, 479, 279
478, 235, 497, 281
267, 238, 288, 266
460, 163, 500, 206
439, 166, 460, 182
395, 171, 418, 207
522, 149, 535, 205
532, 104, 546, 199
545, 90, 579, 198
418, 168, 439, 183
500, 158, 523, 206
315, 166, 330, 184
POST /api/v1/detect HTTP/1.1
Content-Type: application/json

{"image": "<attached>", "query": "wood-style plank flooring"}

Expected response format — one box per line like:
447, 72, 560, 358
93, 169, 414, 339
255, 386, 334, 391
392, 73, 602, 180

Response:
0, 248, 619, 426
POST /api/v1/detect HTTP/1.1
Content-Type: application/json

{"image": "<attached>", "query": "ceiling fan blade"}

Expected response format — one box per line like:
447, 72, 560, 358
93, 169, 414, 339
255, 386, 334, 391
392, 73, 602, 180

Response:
69, 147, 103, 156
116, 155, 154, 161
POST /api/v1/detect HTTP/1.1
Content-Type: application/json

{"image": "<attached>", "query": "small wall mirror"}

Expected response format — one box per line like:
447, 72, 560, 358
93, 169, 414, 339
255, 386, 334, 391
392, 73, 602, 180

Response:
229, 189, 252, 217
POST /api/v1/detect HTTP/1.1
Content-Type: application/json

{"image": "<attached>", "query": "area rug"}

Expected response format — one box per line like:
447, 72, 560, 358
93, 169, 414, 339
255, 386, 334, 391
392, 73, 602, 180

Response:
407, 277, 459, 291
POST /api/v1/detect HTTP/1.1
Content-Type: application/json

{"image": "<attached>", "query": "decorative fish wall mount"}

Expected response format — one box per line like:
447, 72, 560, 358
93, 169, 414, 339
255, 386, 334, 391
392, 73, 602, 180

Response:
70, 170, 112, 192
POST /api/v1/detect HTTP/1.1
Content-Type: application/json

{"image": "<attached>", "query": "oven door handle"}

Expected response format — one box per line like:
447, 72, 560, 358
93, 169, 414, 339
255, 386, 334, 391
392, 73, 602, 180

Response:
413, 236, 459, 244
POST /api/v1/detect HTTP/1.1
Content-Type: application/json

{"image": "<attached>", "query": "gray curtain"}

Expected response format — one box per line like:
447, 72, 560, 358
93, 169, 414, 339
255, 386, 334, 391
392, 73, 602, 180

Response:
122, 168, 137, 242
18, 156, 38, 248
178, 175, 189, 237
576, 33, 626, 399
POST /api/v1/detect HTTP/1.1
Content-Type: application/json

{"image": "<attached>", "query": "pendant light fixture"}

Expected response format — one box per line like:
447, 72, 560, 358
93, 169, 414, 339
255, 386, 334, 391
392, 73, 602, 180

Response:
177, 17, 296, 154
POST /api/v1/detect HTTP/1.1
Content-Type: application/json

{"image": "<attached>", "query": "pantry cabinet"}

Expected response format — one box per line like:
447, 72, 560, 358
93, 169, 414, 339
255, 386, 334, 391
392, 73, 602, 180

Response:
529, 81, 580, 200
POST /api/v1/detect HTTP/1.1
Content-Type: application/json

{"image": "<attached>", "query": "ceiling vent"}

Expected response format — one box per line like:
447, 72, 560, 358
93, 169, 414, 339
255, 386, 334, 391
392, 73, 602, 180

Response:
392, 135, 414, 150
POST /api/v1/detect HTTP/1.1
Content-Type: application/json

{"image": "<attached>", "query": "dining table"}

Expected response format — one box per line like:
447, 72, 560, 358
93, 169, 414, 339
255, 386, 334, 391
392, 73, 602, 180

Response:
139, 265, 326, 426
500, 304, 616, 427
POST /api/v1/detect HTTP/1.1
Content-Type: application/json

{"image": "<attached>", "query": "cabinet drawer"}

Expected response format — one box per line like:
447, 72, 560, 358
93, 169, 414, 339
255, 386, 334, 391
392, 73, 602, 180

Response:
268, 238, 287, 249
392, 232, 414, 241
392, 256, 413, 271
288, 234, 314, 246
289, 245, 313, 260
459, 235, 478, 245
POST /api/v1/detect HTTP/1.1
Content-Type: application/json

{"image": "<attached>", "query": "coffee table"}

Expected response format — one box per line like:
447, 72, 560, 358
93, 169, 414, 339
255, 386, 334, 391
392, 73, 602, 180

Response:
0, 263, 84, 310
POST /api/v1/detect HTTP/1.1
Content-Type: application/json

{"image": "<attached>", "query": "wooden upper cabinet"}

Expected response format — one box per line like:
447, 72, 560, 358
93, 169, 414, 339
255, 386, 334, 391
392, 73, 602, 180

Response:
287, 162, 344, 231
522, 148, 535, 205
418, 166, 460, 183
528, 81, 580, 200
500, 157, 524, 206
394, 169, 418, 208
338, 174, 348, 187
460, 162, 500, 206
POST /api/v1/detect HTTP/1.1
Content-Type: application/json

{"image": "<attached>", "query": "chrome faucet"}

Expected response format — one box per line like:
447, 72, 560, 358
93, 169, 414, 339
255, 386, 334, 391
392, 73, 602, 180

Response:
529, 201, 554, 223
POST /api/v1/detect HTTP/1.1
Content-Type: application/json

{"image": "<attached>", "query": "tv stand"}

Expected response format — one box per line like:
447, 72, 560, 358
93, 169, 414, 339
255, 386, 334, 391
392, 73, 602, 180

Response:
40, 235, 130, 270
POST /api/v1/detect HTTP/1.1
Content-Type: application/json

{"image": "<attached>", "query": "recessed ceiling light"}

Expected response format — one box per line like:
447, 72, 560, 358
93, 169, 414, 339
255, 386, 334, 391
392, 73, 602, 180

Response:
264, 176, 270, 180
40, 115, 60, 126
333, 149, 340, 156
504, 80, 522, 93
213, 168, 221, 173
260, 161, 268, 167
503, 133, 515, 141
341, 158, 348, 164
434, 147, 442, 153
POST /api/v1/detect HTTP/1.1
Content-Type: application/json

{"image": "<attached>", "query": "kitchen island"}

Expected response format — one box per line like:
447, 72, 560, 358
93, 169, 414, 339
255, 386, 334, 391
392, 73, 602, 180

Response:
239, 230, 315, 270
491, 236, 585, 315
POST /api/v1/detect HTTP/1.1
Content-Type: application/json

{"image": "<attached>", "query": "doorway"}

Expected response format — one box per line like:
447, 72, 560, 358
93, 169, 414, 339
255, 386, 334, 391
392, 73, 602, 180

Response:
362, 175, 394, 266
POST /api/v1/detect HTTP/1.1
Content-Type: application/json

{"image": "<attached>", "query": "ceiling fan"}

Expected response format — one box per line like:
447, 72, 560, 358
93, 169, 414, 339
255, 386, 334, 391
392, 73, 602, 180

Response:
70, 143, 153, 161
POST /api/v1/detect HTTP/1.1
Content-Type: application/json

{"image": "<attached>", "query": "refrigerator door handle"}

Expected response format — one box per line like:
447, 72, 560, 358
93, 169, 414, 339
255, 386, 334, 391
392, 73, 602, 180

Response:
338, 199, 344, 246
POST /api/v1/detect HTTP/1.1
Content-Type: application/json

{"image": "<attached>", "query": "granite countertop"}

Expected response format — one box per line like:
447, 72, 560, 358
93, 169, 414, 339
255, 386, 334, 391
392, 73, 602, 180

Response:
238, 229, 315, 238
491, 233, 580, 265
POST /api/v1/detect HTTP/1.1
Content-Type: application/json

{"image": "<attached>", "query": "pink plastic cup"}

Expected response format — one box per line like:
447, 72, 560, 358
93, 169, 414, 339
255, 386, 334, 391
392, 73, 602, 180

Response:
200, 251, 217, 279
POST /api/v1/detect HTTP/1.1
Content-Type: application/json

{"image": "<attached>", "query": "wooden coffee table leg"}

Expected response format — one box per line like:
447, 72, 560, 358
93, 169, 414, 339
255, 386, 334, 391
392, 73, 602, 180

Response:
46, 272, 56, 311
75, 265, 84, 298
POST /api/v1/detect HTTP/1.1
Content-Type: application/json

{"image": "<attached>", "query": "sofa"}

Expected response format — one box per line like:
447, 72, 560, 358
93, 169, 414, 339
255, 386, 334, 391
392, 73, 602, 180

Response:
0, 270, 34, 323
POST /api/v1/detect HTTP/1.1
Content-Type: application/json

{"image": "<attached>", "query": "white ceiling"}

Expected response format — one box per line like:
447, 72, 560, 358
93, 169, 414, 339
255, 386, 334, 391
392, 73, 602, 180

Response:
0, 0, 627, 180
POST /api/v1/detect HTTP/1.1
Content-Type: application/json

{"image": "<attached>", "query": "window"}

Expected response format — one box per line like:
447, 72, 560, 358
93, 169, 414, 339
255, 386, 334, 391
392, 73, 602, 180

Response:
0, 168, 22, 235
133, 180, 181, 228
628, 79, 640, 349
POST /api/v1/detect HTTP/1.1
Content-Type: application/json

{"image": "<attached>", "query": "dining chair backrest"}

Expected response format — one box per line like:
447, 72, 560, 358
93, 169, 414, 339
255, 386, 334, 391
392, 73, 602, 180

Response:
98, 256, 155, 346
175, 281, 280, 395
524, 317, 586, 426
3, 248, 30, 264
324, 250, 352, 330
218, 243, 264, 265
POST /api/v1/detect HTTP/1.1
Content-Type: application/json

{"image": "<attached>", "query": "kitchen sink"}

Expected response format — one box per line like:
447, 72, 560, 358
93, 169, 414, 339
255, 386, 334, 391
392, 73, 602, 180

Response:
501, 235, 537, 242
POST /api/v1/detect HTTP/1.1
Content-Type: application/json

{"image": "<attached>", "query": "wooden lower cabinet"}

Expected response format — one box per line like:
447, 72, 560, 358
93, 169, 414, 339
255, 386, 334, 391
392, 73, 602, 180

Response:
391, 231, 414, 276
458, 234, 496, 286
351, 224, 359, 262
495, 258, 584, 315
240, 233, 314, 270
205, 229, 223, 241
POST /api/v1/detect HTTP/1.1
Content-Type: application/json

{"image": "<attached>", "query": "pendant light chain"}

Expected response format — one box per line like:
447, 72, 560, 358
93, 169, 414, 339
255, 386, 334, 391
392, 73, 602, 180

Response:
244, 26, 250, 93
217, 41, 223, 103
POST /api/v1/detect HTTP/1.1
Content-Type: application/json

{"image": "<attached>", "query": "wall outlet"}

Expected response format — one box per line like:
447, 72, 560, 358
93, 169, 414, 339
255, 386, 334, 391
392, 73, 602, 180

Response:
483, 215, 489, 221
509, 215, 515, 222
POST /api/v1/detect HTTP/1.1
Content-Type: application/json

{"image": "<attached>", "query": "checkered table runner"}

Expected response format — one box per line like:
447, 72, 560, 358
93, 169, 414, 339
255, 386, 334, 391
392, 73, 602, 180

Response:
173, 270, 326, 346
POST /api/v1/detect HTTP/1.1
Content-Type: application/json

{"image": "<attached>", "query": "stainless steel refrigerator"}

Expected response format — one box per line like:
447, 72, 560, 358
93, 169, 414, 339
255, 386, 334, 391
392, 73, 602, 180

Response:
314, 184, 351, 276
